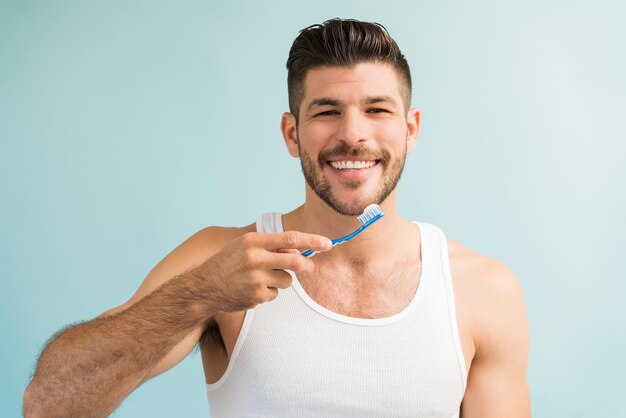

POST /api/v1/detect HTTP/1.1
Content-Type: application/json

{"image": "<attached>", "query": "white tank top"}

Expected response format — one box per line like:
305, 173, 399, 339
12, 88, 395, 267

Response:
206, 213, 467, 418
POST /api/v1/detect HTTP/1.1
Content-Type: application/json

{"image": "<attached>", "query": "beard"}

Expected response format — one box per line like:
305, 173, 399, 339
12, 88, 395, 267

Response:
298, 139, 407, 216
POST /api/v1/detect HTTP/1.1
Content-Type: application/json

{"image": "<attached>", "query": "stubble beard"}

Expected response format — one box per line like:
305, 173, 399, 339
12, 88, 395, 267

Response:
298, 139, 407, 216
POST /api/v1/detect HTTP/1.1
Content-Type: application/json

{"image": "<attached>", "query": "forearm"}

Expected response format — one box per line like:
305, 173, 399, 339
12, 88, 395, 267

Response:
24, 271, 215, 418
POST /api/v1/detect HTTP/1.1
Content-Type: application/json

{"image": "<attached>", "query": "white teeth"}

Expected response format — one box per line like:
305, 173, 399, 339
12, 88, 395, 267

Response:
329, 160, 376, 170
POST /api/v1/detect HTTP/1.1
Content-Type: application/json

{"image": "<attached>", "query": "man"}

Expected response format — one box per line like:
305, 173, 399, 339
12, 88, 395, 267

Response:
24, 19, 530, 417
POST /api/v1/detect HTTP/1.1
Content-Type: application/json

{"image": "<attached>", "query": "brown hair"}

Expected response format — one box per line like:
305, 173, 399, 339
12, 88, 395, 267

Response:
286, 18, 412, 120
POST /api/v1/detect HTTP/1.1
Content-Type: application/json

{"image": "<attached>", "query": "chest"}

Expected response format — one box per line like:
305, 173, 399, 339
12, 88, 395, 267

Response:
296, 261, 422, 319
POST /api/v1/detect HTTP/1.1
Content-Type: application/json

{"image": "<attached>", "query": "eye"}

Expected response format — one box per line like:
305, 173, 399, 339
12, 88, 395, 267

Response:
367, 108, 390, 114
316, 110, 339, 116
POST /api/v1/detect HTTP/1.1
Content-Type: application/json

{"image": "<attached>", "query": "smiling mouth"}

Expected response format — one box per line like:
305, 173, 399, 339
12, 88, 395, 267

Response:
327, 160, 380, 170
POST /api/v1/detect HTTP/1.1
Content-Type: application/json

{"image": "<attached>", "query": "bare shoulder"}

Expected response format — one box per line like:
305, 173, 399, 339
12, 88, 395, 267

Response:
100, 223, 255, 317
160, 223, 255, 265
446, 240, 531, 415
142, 224, 252, 295
446, 236, 523, 294
182, 224, 254, 256
446, 236, 529, 360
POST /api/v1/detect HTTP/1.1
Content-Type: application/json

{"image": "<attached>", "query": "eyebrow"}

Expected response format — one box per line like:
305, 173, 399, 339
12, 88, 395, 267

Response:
305, 96, 399, 113
363, 96, 399, 107
306, 98, 340, 112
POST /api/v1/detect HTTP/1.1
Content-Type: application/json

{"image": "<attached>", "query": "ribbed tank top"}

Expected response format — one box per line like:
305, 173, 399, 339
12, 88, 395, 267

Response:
206, 213, 467, 418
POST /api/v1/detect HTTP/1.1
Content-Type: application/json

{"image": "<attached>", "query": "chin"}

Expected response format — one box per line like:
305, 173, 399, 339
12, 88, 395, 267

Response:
326, 196, 378, 217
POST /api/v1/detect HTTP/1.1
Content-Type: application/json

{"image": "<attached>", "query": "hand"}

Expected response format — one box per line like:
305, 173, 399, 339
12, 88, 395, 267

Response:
192, 231, 332, 313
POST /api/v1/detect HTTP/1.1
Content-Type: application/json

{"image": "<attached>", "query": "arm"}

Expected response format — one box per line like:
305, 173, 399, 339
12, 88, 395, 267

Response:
23, 228, 332, 418
460, 261, 531, 417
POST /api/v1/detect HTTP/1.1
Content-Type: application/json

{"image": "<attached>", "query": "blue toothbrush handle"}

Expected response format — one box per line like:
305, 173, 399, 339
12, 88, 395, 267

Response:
299, 210, 383, 258
300, 233, 356, 257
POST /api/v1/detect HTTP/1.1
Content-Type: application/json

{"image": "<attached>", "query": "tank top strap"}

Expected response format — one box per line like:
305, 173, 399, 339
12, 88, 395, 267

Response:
415, 221, 468, 390
256, 212, 283, 233
413, 222, 439, 279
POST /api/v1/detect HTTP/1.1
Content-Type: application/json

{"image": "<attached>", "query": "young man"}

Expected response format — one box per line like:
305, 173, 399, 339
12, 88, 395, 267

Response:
24, 19, 530, 417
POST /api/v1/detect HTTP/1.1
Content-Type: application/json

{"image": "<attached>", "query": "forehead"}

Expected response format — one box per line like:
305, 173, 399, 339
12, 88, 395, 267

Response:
301, 62, 403, 104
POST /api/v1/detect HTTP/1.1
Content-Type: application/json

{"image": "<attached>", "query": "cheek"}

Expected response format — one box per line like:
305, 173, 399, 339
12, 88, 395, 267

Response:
378, 125, 407, 149
298, 125, 331, 150
305, 121, 336, 140
297, 139, 323, 165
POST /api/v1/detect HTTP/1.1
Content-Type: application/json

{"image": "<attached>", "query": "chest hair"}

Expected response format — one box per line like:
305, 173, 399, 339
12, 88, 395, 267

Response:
297, 258, 421, 319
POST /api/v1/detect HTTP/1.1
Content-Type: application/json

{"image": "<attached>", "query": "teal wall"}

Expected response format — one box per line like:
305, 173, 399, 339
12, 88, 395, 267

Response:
1, 1, 624, 417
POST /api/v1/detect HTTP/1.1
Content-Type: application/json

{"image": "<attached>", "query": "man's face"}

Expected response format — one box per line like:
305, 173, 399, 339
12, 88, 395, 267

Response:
292, 62, 416, 216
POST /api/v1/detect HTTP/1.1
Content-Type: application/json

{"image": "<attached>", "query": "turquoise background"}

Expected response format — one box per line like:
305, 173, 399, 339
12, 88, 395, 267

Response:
1, 1, 624, 417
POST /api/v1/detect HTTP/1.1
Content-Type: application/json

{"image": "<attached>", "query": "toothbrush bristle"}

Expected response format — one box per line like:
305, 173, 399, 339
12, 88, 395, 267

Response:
358, 204, 384, 225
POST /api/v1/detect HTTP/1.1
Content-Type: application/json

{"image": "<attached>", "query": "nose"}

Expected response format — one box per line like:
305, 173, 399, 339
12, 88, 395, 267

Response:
336, 109, 368, 145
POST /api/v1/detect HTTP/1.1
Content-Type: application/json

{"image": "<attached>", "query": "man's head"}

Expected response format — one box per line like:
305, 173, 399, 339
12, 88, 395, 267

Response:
287, 18, 412, 121
281, 19, 420, 217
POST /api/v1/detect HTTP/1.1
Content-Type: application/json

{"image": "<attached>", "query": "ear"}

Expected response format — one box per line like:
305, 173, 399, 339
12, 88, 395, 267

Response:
280, 112, 300, 158
405, 108, 421, 155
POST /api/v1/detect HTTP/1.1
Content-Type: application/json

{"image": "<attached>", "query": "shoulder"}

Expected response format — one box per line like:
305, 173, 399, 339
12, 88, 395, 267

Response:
108, 223, 256, 313
159, 223, 259, 268
144, 224, 254, 277
188, 223, 256, 250
445, 238, 531, 414
446, 236, 522, 294
446, 237, 529, 359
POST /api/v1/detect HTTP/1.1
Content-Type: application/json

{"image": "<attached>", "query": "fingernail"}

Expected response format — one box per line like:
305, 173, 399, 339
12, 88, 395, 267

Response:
321, 237, 332, 250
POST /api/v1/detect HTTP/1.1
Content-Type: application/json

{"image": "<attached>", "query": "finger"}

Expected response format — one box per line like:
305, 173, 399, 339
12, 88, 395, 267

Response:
257, 231, 332, 252
263, 287, 280, 303
266, 269, 294, 289
275, 248, 301, 254
265, 251, 314, 273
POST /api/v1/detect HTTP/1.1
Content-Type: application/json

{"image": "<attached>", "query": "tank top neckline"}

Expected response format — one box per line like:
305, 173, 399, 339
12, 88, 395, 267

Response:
266, 212, 429, 327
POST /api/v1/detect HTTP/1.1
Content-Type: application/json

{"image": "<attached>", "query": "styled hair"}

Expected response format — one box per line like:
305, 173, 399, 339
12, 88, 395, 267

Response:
286, 18, 412, 120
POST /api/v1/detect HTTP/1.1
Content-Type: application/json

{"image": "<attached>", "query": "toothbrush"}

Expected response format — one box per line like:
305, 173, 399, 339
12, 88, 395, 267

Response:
301, 204, 385, 257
